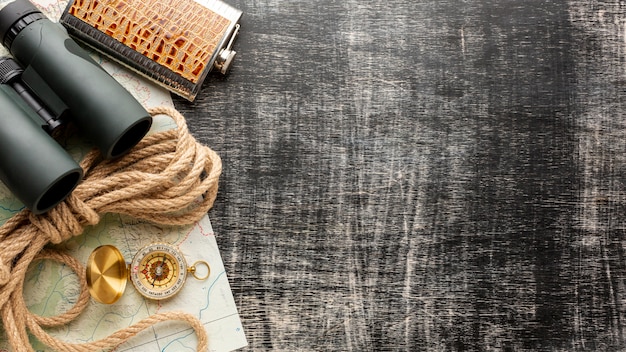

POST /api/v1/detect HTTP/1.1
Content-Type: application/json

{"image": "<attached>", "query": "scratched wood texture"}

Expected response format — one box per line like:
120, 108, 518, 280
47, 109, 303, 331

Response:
174, 0, 626, 350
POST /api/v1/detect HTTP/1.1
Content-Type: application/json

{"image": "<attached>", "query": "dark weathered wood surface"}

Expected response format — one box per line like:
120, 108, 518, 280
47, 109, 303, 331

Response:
174, 1, 626, 350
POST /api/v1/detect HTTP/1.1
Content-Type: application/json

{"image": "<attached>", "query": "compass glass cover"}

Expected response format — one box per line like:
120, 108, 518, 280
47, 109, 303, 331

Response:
129, 243, 188, 300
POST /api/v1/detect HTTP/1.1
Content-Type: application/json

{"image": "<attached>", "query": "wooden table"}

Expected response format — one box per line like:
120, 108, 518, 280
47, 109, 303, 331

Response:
174, 1, 626, 350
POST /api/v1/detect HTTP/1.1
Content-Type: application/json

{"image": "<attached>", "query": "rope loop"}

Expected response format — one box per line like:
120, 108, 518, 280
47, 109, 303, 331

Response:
0, 106, 220, 352
29, 194, 100, 244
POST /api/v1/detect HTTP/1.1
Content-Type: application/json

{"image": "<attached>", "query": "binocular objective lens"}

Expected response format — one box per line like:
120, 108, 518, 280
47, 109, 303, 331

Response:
36, 169, 82, 213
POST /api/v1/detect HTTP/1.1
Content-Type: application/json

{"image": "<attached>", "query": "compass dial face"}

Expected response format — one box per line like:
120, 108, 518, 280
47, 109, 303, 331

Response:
129, 243, 187, 300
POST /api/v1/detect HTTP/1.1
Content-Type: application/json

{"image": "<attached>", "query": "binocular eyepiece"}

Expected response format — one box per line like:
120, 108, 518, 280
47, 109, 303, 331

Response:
0, 0, 153, 214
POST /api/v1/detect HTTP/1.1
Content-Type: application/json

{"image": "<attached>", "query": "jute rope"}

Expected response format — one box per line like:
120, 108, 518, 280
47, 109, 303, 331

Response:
0, 106, 222, 351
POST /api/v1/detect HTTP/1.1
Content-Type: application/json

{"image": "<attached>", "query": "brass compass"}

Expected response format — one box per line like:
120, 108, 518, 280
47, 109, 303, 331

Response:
86, 243, 210, 304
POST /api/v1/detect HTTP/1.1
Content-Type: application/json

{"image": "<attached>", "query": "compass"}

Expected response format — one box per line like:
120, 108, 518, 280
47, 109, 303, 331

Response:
86, 243, 210, 304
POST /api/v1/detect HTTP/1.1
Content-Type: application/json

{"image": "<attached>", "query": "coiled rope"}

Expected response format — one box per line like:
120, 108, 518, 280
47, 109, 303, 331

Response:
0, 106, 222, 351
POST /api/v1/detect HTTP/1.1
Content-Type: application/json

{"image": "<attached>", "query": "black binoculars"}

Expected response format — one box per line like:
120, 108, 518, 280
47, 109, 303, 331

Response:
0, 0, 152, 214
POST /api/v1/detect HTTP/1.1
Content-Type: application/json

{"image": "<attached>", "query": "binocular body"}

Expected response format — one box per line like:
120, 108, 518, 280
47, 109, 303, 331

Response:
0, 0, 152, 214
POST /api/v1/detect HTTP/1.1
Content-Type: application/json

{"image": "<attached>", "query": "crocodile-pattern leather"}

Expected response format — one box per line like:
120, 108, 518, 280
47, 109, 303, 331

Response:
67, 0, 231, 83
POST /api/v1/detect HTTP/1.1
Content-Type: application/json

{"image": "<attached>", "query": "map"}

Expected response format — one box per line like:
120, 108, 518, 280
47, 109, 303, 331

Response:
0, 0, 247, 351
12, 215, 247, 352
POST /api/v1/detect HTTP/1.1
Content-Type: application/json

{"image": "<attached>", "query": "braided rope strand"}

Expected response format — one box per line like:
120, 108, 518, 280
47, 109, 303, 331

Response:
0, 106, 221, 351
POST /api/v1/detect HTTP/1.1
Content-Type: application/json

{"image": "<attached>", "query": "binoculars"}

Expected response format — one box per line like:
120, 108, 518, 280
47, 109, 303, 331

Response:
0, 0, 152, 214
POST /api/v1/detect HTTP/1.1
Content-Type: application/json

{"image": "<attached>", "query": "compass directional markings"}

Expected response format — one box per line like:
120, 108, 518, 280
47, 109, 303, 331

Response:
141, 255, 178, 288
128, 243, 188, 300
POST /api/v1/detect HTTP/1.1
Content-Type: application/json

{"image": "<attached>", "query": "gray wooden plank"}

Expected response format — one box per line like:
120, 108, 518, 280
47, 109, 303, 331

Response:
174, 0, 626, 350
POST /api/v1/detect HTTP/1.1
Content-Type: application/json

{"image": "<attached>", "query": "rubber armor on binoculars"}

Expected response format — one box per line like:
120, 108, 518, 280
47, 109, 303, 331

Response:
0, 0, 152, 214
